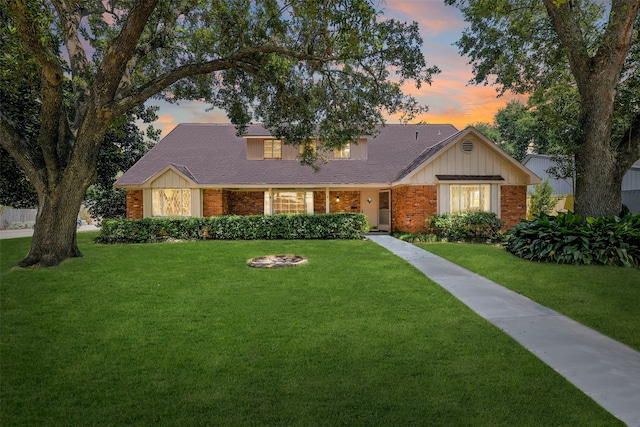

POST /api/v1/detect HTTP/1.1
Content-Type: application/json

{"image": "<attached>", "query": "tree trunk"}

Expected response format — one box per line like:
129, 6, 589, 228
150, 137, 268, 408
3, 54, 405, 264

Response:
574, 143, 623, 218
18, 172, 90, 268
572, 71, 623, 218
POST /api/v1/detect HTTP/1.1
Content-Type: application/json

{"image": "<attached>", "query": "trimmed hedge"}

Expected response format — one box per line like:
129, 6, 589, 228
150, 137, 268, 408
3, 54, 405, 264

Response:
505, 211, 640, 267
95, 213, 368, 244
426, 212, 505, 243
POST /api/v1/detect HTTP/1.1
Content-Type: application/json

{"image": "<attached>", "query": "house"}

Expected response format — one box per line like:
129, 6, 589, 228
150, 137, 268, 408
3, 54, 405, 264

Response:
522, 154, 640, 214
115, 123, 541, 233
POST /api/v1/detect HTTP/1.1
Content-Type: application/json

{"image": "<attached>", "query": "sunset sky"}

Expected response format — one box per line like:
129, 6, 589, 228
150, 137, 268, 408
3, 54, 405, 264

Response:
145, 0, 526, 137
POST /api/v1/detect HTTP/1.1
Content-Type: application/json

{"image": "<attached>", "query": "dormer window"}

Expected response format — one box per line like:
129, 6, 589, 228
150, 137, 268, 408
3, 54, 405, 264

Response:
334, 143, 351, 159
263, 139, 282, 159
299, 140, 316, 155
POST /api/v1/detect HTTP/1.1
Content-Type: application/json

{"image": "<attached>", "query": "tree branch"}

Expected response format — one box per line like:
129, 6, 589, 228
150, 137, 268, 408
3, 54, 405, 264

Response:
94, 0, 160, 104
50, 0, 92, 130
115, 8, 182, 101
541, 0, 592, 88
594, 0, 640, 87
0, 111, 47, 194
8, 0, 70, 185
7, 0, 64, 87
109, 46, 334, 116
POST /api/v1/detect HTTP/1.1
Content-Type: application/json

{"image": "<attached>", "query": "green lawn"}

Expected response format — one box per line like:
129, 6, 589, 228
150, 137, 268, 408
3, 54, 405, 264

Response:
417, 242, 640, 352
1, 234, 622, 426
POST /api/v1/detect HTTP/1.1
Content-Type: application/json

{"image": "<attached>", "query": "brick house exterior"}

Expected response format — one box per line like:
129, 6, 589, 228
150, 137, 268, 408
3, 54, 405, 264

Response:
118, 124, 540, 232
125, 190, 144, 219
391, 185, 438, 234
500, 185, 528, 228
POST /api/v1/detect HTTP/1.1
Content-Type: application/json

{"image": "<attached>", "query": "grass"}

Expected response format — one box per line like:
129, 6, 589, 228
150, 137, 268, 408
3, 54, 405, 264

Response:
417, 242, 640, 351
1, 233, 623, 426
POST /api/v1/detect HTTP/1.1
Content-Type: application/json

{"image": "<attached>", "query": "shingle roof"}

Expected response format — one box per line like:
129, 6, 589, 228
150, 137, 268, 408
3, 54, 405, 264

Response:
394, 130, 464, 181
116, 123, 460, 187
435, 175, 505, 181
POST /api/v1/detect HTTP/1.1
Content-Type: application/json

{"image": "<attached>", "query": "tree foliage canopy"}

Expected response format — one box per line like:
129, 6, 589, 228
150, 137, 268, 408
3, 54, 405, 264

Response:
1, 0, 436, 266
447, 0, 640, 217
2, 0, 436, 161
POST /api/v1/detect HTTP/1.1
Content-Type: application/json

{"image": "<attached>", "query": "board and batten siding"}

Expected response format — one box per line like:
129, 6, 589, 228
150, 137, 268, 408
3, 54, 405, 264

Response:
407, 138, 530, 185
142, 169, 202, 217
522, 155, 574, 195
247, 138, 368, 160
622, 165, 640, 192
326, 139, 368, 160
246, 138, 299, 160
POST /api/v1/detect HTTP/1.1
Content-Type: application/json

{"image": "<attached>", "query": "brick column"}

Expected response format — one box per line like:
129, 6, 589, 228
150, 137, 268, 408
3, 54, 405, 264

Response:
126, 190, 144, 219
500, 185, 527, 228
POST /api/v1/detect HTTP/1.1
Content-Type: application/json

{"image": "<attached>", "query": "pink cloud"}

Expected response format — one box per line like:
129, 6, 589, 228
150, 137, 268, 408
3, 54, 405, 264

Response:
384, 1, 465, 35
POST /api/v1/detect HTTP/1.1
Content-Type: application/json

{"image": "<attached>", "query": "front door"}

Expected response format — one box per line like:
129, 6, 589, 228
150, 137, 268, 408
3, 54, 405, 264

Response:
378, 191, 390, 231
360, 189, 378, 228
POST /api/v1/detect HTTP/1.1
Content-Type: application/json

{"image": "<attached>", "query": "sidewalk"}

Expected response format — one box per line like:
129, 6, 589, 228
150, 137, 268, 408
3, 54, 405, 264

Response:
367, 234, 640, 427
0, 224, 100, 240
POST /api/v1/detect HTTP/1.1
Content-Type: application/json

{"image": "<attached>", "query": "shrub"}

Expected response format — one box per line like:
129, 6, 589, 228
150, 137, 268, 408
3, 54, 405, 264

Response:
393, 233, 438, 243
528, 179, 561, 217
505, 211, 640, 267
9, 222, 25, 230
95, 213, 368, 244
427, 212, 505, 243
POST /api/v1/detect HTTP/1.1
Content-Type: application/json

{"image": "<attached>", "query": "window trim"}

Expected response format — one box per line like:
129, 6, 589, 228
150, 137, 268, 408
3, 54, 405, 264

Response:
263, 139, 282, 159
152, 188, 192, 217
333, 143, 351, 159
442, 183, 497, 216
264, 190, 315, 215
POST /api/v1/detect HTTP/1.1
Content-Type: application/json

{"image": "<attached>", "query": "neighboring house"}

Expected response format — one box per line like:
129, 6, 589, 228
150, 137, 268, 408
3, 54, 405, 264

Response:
522, 154, 640, 214
115, 123, 541, 233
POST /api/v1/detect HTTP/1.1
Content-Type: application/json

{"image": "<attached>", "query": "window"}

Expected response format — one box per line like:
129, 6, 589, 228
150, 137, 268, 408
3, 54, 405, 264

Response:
334, 143, 350, 159
273, 191, 305, 214
152, 188, 191, 217
299, 140, 316, 155
450, 184, 490, 214
264, 139, 282, 159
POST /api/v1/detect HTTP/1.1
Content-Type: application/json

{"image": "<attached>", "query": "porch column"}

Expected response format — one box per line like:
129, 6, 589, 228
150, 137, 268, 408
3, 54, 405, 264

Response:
325, 187, 330, 213
264, 189, 272, 215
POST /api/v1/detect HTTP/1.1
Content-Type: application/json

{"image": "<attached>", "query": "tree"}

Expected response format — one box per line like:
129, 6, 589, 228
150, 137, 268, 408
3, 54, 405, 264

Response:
446, 0, 640, 218
85, 109, 159, 221
494, 100, 547, 160
528, 179, 560, 217
1, 109, 157, 213
0, 149, 39, 209
468, 121, 501, 144
1, 0, 437, 267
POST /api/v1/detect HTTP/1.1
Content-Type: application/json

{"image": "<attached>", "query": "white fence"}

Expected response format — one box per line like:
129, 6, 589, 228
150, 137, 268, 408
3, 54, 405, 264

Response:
0, 208, 38, 229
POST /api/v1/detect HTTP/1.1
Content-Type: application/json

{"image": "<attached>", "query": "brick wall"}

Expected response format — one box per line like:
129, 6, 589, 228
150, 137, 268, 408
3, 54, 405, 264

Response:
328, 190, 360, 213
229, 191, 264, 215
202, 189, 226, 216
313, 191, 327, 213
126, 190, 143, 219
500, 185, 527, 228
391, 185, 437, 233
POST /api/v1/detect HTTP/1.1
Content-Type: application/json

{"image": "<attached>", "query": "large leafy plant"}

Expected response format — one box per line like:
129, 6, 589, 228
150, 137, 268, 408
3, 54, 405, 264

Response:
505, 210, 640, 267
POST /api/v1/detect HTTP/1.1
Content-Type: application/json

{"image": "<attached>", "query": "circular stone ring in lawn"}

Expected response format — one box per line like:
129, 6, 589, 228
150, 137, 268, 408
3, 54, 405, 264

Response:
247, 255, 308, 268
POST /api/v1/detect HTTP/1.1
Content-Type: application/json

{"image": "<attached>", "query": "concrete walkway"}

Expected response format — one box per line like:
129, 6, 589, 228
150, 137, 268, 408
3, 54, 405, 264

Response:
367, 234, 640, 427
